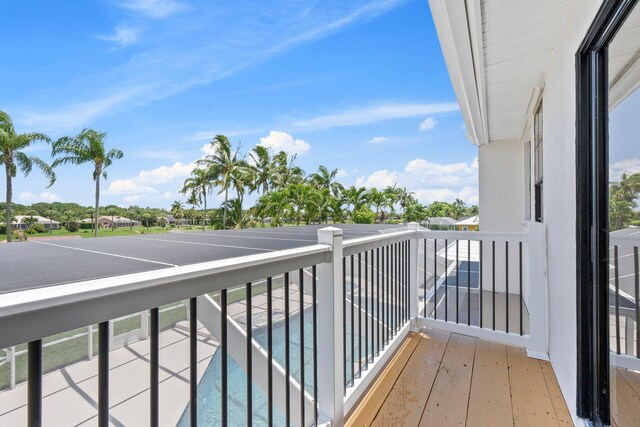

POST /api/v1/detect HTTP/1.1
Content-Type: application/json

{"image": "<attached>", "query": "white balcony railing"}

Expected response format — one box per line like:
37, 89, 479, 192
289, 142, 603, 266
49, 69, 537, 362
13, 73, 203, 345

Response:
0, 223, 549, 426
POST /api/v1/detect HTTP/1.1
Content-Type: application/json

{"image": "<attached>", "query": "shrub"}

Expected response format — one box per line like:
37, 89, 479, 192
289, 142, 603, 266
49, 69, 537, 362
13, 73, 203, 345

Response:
0, 224, 6, 234
32, 223, 47, 234
352, 208, 376, 224
79, 223, 93, 230
66, 221, 80, 232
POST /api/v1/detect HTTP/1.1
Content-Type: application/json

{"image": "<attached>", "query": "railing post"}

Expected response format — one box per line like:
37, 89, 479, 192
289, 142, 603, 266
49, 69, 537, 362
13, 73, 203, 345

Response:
317, 227, 344, 426
526, 221, 548, 358
9, 346, 16, 389
140, 310, 149, 340
408, 222, 420, 321
87, 325, 93, 361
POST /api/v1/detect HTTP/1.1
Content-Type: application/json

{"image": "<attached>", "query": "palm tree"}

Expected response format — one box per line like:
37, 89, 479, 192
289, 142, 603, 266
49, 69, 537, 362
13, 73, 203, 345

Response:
308, 165, 344, 195
170, 200, 184, 229
248, 145, 275, 194
45, 209, 59, 233
52, 129, 123, 238
272, 151, 305, 189
197, 135, 251, 229
181, 168, 212, 231
0, 111, 56, 242
343, 186, 369, 217
257, 190, 291, 227
367, 188, 387, 224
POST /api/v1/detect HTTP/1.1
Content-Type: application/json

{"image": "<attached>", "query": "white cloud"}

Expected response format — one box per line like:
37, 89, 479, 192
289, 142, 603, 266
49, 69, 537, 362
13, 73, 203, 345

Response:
97, 26, 141, 47
336, 169, 349, 178
355, 157, 478, 205
40, 192, 60, 202
610, 158, 640, 181
368, 136, 389, 144
419, 117, 437, 130
18, 191, 60, 202
104, 161, 195, 197
259, 131, 310, 155
293, 102, 458, 131
104, 179, 159, 196
117, 0, 186, 18
18, 192, 35, 201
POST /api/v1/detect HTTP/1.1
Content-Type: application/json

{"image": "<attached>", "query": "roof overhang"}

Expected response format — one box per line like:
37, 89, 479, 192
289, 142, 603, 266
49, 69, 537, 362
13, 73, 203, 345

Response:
429, 0, 488, 146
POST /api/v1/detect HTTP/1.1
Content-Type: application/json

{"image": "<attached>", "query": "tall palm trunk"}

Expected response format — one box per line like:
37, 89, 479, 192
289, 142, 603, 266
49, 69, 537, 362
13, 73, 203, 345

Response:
94, 173, 100, 238
203, 193, 207, 231
223, 186, 229, 229
5, 162, 12, 242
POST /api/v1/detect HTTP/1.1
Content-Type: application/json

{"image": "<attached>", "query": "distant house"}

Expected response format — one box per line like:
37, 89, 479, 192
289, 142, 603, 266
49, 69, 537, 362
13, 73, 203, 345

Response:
12, 215, 61, 230
455, 216, 479, 231
81, 216, 141, 229
424, 217, 457, 230
162, 215, 189, 226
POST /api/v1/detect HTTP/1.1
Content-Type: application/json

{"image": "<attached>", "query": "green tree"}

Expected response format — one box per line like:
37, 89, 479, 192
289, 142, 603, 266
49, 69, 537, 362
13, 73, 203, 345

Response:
181, 168, 213, 231
343, 186, 369, 219
256, 190, 291, 227
197, 135, 251, 229
171, 200, 184, 229
308, 165, 344, 195
248, 145, 275, 194
45, 209, 59, 233
0, 111, 56, 242
52, 129, 123, 237
610, 172, 640, 231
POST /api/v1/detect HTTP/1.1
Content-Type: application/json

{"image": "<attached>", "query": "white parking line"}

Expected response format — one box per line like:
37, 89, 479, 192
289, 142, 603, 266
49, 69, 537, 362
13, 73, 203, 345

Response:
118, 235, 274, 252
31, 240, 178, 267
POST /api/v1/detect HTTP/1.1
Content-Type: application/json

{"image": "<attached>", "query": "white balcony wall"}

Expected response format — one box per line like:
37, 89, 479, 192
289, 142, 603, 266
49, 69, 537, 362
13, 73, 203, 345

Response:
541, 0, 603, 422
478, 139, 525, 233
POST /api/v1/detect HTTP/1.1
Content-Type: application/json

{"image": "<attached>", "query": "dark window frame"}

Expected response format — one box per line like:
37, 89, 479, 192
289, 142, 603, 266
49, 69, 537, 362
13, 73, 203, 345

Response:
575, 0, 638, 425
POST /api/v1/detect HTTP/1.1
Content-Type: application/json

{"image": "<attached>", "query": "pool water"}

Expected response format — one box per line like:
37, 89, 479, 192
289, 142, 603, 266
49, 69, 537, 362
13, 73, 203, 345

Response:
177, 312, 315, 427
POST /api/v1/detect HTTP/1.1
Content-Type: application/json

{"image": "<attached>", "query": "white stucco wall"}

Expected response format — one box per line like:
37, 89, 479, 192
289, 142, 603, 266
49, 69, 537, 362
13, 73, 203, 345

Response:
478, 139, 525, 233
541, 0, 603, 423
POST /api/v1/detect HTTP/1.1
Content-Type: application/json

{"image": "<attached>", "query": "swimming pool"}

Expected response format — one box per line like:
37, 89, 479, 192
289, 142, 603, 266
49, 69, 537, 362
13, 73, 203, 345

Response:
177, 312, 316, 426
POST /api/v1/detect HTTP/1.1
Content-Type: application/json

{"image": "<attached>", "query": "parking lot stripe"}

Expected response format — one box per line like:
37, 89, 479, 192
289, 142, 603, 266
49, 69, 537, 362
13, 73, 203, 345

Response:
184, 231, 317, 243
31, 240, 179, 267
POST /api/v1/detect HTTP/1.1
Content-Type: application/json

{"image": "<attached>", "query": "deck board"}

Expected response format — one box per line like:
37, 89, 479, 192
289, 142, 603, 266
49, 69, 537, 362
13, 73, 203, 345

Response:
612, 370, 640, 427
539, 360, 573, 426
506, 346, 558, 426
346, 328, 574, 427
345, 333, 421, 427
466, 340, 513, 427
372, 330, 450, 426
419, 333, 477, 426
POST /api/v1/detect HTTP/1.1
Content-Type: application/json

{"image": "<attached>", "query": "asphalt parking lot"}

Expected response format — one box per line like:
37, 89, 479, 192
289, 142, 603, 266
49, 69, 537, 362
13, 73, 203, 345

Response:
0, 224, 403, 293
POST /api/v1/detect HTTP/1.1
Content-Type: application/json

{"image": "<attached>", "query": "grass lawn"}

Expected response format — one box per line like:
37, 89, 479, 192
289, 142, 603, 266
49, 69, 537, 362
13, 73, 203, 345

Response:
0, 226, 170, 242
0, 302, 187, 390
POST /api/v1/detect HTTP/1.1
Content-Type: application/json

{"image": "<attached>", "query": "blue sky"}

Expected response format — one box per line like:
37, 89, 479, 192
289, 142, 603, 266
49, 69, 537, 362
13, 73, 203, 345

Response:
1, 0, 478, 209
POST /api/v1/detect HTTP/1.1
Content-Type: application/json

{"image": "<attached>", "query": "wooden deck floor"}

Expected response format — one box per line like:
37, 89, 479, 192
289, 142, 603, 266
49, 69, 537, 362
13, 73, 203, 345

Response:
346, 329, 573, 427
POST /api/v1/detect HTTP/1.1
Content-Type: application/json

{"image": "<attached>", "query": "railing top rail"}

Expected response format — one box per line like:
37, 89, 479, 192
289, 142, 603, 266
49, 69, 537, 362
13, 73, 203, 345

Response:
0, 243, 330, 348
610, 234, 640, 246
418, 229, 528, 242
342, 229, 416, 256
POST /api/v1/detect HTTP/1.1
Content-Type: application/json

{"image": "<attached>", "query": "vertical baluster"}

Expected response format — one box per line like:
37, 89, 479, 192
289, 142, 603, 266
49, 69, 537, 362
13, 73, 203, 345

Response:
371, 249, 375, 361
519, 242, 523, 336
246, 283, 253, 425
364, 250, 369, 370
424, 239, 427, 318
299, 268, 305, 427
342, 258, 347, 393
492, 241, 496, 331
467, 240, 471, 326
312, 265, 318, 427
480, 241, 483, 329
284, 272, 291, 427
394, 242, 398, 332
376, 246, 381, 356
635, 247, 640, 359
386, 245, 390, 344
350, 254, 355, 386
456, 240, 459, 324
189, 298, 197, 427
445, 239, 448, 322
506, 241, 509, 334
615, 246, 621, 355
98, 321, 110, 427
28, 340, 42, 427
434, 239, 438, 320
221, 290, 228, 427
150, 308, 159, 427
267, 277, 273, 426
358, 252, 362, 376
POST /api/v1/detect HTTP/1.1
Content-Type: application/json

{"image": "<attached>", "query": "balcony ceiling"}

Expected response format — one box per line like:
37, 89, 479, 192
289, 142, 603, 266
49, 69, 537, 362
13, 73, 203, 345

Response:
482, 0, 569, 141
609, 4, 640, 109
429, 0, 570, 145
